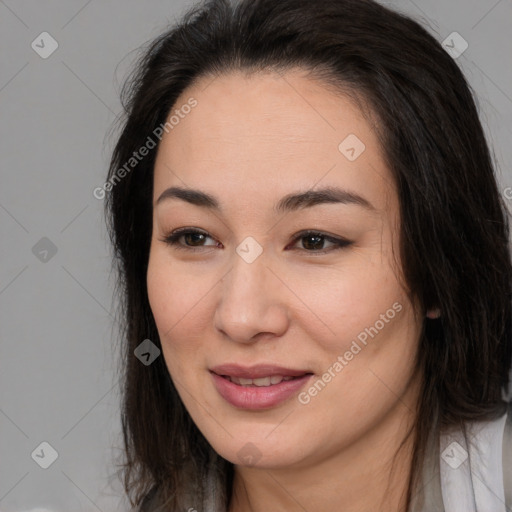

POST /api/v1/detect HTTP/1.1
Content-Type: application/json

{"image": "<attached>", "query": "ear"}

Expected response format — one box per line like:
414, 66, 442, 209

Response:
426, 307, 441, 319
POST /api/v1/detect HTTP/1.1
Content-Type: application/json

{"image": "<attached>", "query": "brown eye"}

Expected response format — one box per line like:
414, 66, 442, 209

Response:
300, 233, 329, 251
161, 228, 220, 251
182, 232, 208, 246
289, 231, 353, 254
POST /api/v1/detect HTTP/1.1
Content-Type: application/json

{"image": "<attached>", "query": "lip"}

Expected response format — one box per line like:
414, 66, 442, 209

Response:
210, 364, 311, 379
210, 365, 313, 410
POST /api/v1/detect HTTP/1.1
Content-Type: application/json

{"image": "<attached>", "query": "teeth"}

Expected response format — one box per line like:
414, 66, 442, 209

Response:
229, 375, 297, 386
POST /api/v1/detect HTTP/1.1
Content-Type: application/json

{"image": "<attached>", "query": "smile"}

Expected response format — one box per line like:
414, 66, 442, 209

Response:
210, 371, 313, 409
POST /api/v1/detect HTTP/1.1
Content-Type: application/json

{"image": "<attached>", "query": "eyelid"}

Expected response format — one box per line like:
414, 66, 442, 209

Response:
159, 227, 353, 254
287, 229, 352, 254
159, 227, 219, 251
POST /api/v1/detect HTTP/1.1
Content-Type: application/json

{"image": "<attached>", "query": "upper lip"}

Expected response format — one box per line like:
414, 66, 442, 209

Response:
210, 364, 313, 379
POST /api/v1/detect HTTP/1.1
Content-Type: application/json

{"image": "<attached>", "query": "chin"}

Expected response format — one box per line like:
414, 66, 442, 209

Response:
204, 427, 308, 469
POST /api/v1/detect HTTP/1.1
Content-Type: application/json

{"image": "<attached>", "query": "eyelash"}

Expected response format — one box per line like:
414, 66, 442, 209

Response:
159, 228, 353, 255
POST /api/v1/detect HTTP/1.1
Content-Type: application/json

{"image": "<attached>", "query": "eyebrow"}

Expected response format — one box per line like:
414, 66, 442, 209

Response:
155, 185, 376, 213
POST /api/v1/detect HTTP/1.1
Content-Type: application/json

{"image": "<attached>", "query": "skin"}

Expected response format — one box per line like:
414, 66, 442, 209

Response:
147, 68, 426, 512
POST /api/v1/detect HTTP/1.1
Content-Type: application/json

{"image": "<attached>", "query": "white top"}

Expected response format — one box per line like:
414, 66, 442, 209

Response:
440, 409, 509, 511
410, 398, 512, 512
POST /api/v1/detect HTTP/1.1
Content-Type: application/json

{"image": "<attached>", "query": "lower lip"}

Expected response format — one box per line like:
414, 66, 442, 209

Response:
210, 372, 313, 410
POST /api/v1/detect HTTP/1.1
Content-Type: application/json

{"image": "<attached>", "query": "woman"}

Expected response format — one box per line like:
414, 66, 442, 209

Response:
104, 0, 512, 510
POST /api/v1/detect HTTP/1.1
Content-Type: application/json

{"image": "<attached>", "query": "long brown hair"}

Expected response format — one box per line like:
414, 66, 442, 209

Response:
104, 0, 512, 509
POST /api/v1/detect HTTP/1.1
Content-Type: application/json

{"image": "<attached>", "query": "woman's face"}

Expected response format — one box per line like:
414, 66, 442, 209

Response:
147, 69, 423, 469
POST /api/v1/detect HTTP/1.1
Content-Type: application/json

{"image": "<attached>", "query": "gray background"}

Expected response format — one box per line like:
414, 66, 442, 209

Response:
0, 0, 511, 511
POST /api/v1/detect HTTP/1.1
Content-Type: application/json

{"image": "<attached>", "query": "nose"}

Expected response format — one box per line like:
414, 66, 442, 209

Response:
213, 250, 290, 344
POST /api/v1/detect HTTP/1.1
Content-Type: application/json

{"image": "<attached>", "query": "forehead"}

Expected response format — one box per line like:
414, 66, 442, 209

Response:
153, 69, 395, 214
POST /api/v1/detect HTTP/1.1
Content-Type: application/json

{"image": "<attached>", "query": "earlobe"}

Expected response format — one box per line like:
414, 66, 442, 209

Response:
426, 308, 441, 319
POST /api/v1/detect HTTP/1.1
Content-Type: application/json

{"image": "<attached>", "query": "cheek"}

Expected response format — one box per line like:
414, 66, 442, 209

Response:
146, 247, 214, 358
147, 253, 179, 334
288, 253, 405, 354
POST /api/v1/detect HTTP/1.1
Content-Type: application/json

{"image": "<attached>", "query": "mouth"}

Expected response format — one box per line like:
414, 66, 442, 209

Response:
209, 364, 314, 409
209, 363, 313, 381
